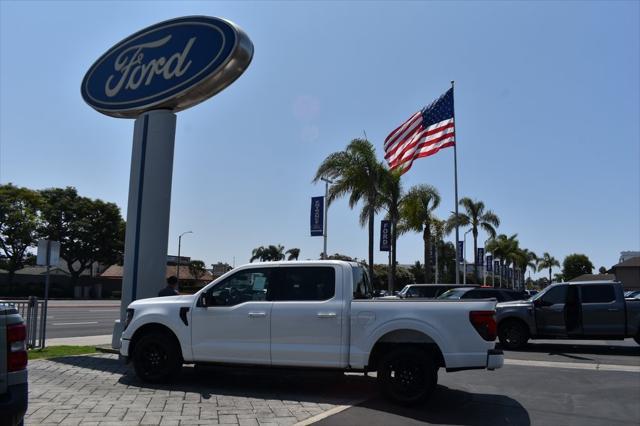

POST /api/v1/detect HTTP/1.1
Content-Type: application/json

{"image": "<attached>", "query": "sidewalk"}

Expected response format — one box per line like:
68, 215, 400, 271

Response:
45, 334, 113, 346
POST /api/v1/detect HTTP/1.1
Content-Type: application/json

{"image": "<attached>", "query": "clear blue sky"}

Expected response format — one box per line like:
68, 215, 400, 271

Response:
1, 1, 638, 276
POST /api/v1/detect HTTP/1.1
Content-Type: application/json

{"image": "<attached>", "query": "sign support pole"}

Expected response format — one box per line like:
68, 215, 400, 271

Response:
114, 110, 176, 348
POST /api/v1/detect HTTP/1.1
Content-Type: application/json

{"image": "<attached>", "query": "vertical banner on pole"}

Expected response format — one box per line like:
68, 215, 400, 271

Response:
457, 241, 464, 262
310, 196, 324, 236
477, 247, 484, 266
380, 220, 391, 252
486, 255, 493, 272
495, 261, 501, 276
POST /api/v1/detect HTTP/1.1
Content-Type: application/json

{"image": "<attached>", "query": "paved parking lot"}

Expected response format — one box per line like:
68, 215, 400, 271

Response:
25, 340, 640, 426
25, 354, 372, 426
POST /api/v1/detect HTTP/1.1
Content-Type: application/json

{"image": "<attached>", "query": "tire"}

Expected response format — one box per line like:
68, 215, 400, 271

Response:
377, 346, 438, 405
498, 320, 529, 350
132, 332, 182, 383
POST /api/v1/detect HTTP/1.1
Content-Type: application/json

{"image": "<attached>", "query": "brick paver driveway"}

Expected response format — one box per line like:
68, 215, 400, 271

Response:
26, 354, 374, 425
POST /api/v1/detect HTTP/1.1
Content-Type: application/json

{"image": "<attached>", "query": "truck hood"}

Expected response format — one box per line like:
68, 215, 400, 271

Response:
496, 299, 532, 309
128, 294, 196, 308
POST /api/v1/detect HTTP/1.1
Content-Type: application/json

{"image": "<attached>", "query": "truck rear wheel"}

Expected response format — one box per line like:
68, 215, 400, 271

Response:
132, 332, 182, 383
498, 320, 529, 350
377, 346, 438, 405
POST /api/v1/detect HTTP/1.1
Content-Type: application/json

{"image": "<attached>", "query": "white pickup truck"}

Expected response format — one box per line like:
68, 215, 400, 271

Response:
120, 261, 503, 404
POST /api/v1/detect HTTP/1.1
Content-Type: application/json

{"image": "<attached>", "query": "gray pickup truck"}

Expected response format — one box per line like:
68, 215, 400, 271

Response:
0, 303, 28, 426
496, 281, 640, 349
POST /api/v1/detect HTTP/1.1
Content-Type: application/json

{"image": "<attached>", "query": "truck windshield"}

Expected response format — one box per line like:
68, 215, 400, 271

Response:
352, 265, 373, 299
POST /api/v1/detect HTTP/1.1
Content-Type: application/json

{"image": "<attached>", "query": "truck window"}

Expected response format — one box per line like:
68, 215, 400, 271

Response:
207, 269, 272, 306
353, 266, 373, 299
275, 267, 335, 301
539, 285, 567, 306
581, 285, 615, 303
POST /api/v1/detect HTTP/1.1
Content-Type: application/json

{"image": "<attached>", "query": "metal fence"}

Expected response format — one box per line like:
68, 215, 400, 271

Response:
1, 297, 45, 349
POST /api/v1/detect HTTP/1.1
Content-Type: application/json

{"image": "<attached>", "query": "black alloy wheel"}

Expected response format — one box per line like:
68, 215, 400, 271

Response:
498, 320, 529, 350
378, 347, 438, 405
132, 332, 181, 383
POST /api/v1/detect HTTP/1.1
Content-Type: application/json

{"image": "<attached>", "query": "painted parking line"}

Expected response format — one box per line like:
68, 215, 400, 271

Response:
505, 358, 640, 373
51, 321, 99, 326
294, 399, 368, 426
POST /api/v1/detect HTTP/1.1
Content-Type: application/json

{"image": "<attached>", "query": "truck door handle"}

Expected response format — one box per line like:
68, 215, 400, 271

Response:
607, 308, 620, 312
317, 312, 337, 318
248, 312, 266, 318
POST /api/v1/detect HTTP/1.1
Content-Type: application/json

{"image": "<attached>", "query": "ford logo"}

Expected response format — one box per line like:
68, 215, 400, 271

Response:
81, 16, 253, 118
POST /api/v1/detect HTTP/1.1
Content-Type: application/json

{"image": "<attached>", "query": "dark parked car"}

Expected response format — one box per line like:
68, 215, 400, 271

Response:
438, 287, 528, 303
395, 284, 480, 299
496, 281, 640, 349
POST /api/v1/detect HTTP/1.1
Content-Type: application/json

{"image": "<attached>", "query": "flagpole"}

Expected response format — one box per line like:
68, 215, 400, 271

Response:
451, 80, 460, 284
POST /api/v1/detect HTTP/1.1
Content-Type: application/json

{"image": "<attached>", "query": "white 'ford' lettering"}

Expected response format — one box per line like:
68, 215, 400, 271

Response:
104, 35, 196, 98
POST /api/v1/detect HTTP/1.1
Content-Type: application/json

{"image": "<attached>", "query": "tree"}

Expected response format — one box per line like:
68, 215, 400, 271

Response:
514, 248, 538, 285
326, 253, 358, 261
398, 184, 441, 283
0, 184, 42, 287
409, 261, 425, 283
314, 139, 384, 282
285, 248, 300, 261
446, 198, 500, 282
372, 264, 415, 291
553, 273, 564, 283
39, 187, 125, 285
562, 253, 594, 281
598, 266, 607, 274
379, 168, 404, 292
250, 245, 285, 262
537, 252, 560, 283
486, 234, 519, 288
188, 260, 207, 284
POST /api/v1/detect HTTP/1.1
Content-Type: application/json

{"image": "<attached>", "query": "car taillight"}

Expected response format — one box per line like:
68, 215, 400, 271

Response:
7, 323, 28, 372
469, 311, 497, 342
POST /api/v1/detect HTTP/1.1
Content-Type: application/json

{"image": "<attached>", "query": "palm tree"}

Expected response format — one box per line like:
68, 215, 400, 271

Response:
379, 168, 404, 291
486, 234, 519, 288
430, 218, 447, 283
250, 245, 285, 262
538, 252, 560, 283
513, 248, 537, 289
553, 273, 564, 283
398, 185, 441, 283
314, 139, 384, 280
446, 198, 500, 282
285, 248, 300, 261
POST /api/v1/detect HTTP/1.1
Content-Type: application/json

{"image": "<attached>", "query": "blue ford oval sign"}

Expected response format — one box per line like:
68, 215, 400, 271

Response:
82, 16, 253, 118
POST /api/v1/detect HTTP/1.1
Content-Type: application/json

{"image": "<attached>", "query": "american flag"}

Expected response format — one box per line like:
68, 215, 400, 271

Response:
384, 88, 455, 174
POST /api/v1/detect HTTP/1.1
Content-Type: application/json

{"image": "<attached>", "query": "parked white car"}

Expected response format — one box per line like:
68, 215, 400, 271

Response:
120, 261, 503, 404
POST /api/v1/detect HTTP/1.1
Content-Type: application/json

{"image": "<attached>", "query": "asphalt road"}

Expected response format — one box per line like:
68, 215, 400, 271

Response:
43, 300, 120, 338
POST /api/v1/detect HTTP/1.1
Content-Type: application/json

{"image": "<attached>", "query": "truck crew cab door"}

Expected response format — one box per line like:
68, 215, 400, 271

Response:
191, 268, 274, 364
270, 265, 343, 368
534, 285, 568, 336
579, 284, 625, 336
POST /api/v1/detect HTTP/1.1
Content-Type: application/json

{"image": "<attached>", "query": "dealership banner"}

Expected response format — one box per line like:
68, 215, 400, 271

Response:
486, 255, 493, 271
380, 220, 391, 252
495, 261, 500, 276
457, 241, 464, 261
477, 247, 485, 265
310, 196, 324, 236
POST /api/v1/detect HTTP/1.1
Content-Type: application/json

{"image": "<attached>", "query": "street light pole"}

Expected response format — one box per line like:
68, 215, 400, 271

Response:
320, 177, 332, 259
176, 231, 193, 288
463, 229, 472, 285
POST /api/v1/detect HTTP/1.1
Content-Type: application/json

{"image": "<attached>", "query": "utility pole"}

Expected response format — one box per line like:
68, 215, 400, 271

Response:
320, 177, 332, 259
176, 231, 193, 288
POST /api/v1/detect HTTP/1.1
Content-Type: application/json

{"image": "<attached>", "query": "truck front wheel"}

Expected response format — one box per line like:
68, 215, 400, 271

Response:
498, 320, 529, 350
132, 332, 182, 383
377, 346, 438, 405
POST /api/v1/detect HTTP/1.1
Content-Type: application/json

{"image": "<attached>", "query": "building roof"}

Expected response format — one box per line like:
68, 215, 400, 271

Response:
611, 256, 640, 269
100, 264, 213, 282
568, 273, 616, 282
